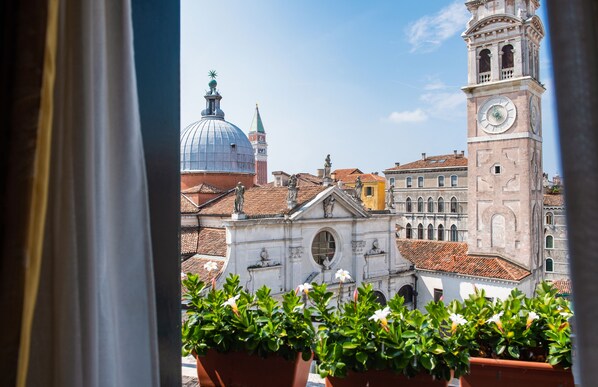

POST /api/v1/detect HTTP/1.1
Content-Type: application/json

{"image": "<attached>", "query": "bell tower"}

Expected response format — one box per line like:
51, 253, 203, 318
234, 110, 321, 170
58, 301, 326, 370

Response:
248, 104, 268, 185
462, 0, 545, 280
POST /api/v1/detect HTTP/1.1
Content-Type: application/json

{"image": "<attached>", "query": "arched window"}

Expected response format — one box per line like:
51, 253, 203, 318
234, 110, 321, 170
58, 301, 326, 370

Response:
451, 175, 458, 187
438, 224, 444, 241
427, 224, 434, 240
479, 48, 491, 73
501, 44, 514, 69
450, 225, 458, 241
450, 197, 458, 213
546, 212, 554, 225
406, 177, 412, 188
427, 197, 434, 212
418, 176, 424, 188
438, 197, 444, 213
406, 197, 412, 212
438, 175, 445, 187
406, 223, 412, 239
417, 224, 424, 240
545, 258, 554, 272
546, 235, 554, 249
398, 285, 414, 305
312, 230, 336, 266
372, 291, 387, 306
417, 197, 424, 212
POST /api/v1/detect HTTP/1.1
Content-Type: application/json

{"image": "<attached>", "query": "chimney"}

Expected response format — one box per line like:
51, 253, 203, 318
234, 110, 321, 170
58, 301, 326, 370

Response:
421, 153, 426, 160
461, 150, 465, 157
317, 168, 324, 178
453, 150, 457, 157
395, 162, 401, 167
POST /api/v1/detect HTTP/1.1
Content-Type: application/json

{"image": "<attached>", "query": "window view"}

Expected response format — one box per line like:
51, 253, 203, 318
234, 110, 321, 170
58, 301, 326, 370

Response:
311, 230, 336, 266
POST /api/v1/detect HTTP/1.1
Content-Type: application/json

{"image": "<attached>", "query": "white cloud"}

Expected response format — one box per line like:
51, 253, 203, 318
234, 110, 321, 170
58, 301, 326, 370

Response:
387, 109, 428, 124
423, 80, 447, 90
420, 91, 465, 113
406, 1, 470, 53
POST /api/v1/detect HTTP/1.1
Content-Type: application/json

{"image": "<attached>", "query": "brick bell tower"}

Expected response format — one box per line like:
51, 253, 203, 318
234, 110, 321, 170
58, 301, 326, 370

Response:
248, 104, 268, 185
462, 0, 545, 281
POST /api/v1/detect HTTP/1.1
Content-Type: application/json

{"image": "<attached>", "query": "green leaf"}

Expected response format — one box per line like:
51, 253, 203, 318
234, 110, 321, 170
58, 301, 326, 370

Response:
356, 351, 368, 365
507, 345, 520, 359
342, 342, 359, 349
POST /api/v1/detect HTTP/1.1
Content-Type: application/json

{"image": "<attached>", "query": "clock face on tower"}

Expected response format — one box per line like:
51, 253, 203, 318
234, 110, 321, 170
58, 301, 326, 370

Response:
477, 96, 517, 134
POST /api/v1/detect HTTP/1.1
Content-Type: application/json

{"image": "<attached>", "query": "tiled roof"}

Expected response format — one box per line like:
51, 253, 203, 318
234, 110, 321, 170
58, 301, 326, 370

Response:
385, 154, 468, 172
182, 182, 224, 194
550, 279, 572, 295
181, 227, 227, 257
340, 173, 385, 184
332, 168, 362, 181
182, 256, 225, 284
396, 239, 530, 281
544, 194, 565, 207
296, 173, 323, 186
200, 185, 327, 217
181, 194, 199, 214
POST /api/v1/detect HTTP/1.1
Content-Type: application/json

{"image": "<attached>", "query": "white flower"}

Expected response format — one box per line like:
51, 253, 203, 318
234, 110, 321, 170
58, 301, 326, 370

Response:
181, 272, 187, 279
297, 283, 313, 295
526, 311, 540, 328
450, 313, 467, 326
335, 269, 352, 283
222, 294, 240, 312
486, 311, 504, 325
204, 261, 218, 272
369, 307, 391, 323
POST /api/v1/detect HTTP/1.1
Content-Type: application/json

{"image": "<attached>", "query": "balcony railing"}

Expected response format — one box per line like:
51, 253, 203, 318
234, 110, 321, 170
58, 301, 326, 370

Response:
501, 68, 514, 79
478, 72, 491, 83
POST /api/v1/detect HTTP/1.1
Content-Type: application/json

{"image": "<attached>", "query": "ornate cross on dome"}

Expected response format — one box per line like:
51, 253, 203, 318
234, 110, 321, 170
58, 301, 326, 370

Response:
208, 70, 217, 79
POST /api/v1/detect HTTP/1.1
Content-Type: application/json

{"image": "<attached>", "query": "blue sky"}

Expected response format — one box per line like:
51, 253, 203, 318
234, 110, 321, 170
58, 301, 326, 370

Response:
181, 0, 561, 179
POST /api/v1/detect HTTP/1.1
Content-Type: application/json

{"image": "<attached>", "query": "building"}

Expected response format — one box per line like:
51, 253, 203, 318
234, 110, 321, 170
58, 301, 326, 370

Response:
543, 192, 568, 280
248, 104, 268, 185
180, 75, 256, 204
183, 184, 416, 304
384, 152, 468, 242
332, 169, 387, 211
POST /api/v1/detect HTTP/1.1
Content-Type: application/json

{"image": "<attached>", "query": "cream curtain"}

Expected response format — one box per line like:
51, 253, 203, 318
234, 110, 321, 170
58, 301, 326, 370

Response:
24, 0, 160, 385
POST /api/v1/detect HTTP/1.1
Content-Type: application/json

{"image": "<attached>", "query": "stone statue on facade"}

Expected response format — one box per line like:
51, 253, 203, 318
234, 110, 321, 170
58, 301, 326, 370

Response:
367, 239, 383, 255
354, 176, 363, 202
324, 154, 331, 178
386, 184, 395, 209
259, 247, 270, 266
287, 174, 298, 209
234, 182, 245, 214
323, 195, 335, 218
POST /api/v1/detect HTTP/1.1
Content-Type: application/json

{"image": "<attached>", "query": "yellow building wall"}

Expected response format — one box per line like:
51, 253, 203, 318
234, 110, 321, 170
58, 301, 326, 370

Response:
345, 180, 386, 210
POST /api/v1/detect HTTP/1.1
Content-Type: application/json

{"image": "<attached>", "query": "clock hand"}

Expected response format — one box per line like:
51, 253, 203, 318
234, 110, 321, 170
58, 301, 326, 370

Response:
492, 106, 503, 121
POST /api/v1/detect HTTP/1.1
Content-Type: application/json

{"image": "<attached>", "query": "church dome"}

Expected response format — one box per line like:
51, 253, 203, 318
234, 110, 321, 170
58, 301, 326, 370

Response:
180, 75, 255, 174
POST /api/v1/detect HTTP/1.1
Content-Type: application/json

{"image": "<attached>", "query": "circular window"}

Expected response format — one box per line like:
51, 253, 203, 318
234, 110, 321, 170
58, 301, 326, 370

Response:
312, 230, 336, 267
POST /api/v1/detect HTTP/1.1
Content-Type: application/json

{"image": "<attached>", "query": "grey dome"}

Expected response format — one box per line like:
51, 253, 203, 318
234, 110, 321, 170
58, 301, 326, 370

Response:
180, 117, 255, 173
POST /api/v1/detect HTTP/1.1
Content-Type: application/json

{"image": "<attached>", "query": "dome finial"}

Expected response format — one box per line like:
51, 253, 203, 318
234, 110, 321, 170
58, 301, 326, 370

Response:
208, 70, 218, 91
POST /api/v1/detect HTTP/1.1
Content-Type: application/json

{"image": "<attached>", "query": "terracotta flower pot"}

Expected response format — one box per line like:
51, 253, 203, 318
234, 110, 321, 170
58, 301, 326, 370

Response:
195, 349, 313, 387
325, 370, 448, 387
460, 357, 574, 387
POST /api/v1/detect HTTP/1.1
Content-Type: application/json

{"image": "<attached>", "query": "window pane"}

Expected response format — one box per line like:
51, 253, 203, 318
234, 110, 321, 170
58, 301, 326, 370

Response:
312, 231, 335, 266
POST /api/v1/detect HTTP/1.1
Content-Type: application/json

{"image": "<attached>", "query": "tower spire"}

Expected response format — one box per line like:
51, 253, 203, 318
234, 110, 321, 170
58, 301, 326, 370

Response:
248, 104, 268, 184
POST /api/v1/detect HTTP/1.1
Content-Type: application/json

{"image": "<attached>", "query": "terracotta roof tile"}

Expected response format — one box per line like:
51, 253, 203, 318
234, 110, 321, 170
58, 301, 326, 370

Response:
543, 194, 565, 206
182, 182, 224, 194
181, 256, 225, 285
332, 168, 362, 181
296, 173, 323, 186
181, 194, 199, 213
181, 227, 227, 257
550, 279, 572, 295
200, 185, 327, 217
396, 239, 530, 281
385, 154, 468, 172
341, 173, 385, 184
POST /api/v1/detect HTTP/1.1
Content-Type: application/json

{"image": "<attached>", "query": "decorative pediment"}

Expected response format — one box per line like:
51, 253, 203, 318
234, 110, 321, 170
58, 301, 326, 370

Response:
288, 186, 370, 221
464, 14, 522, 36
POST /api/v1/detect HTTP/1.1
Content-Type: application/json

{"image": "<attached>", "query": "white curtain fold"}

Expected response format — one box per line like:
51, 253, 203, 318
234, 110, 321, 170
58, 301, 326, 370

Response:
28, 0, 160, 385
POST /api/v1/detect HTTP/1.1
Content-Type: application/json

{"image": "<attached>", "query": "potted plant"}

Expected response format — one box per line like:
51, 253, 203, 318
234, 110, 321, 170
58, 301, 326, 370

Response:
308, 270, 470, 386
455, 282, 574, 387
181, 272, 315, 387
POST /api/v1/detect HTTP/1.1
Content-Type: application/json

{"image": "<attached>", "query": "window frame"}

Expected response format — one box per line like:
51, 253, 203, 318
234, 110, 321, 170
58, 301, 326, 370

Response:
406, 176, 412, 188
450, 225, 458, 241
406, 223, 412, 239
438, 175, 445, 187
433, 288, 443, 303
417, 176, 424, 188
311, 230, 337, 266
365, 186, 373, 197
417, 197, 424, 212
450, 197, 458, 213
545, 257, 554, 272
438, 197, 444, 213
450, 175, 458, 187
437, 224, 444, 241
427, 224, 434, 240
427, 197, 434, 213
546, 212, 554, 225
406, 197, 412, 212
546, 235, 554, 249
417, 223, 424, 239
